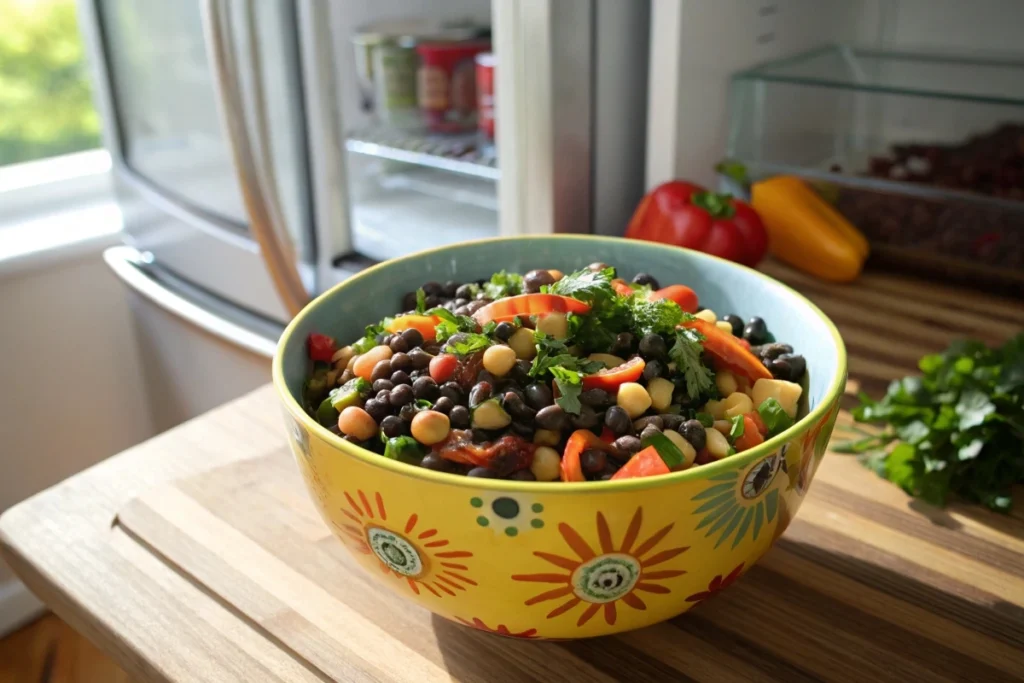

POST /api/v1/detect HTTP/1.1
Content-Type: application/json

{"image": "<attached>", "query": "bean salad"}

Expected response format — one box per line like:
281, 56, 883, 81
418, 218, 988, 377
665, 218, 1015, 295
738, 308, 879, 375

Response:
302, 264, 807, 482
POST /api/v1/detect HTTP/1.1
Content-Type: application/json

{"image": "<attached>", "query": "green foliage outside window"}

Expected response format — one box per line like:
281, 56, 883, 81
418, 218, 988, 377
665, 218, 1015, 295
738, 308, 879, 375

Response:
0, 0, 101, 165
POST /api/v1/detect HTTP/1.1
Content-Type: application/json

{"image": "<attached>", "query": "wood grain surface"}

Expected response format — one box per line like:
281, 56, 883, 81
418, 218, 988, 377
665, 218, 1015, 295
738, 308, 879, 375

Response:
1, 261, 1022, 683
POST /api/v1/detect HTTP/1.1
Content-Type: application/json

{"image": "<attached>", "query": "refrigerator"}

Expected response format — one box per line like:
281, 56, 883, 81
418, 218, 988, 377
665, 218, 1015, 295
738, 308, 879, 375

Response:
78, 0, 1023, 430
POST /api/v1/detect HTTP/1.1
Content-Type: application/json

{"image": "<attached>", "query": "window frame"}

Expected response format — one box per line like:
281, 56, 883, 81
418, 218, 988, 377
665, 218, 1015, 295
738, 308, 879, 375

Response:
0, 150, 113, 224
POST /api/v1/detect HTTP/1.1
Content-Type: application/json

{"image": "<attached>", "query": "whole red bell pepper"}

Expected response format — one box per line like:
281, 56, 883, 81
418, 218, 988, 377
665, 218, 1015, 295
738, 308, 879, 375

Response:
626, 181, 768, 267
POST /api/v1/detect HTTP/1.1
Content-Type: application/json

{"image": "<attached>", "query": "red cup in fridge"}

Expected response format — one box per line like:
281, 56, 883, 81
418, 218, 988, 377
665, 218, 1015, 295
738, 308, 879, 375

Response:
416, 40, 491, 133
475, 53, 495, 140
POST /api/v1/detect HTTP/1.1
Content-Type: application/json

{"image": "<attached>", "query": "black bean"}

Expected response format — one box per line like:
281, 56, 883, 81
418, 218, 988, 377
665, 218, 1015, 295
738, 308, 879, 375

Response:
679, 419, 706, 451
376, 389, 391, 401
390, 370, 412, 386
389, 335, 409, 353
469, 381, 493, 407
536, 405, 569, 431
449, 405, 471, 429
422, 281, 443, 296
722, 314, 744, 338
408, 347, 433, 370
364, 398, 389, 422
343, 434, 363, 445
455, 284, 476, 299
767, 358, 792, 381
468, 467, 499, 478
471, 428, 491, 444
440, 382, 464, 404
759, 343, 794, 361
660, 414, 685, 430
389, 352, 410, 373
524, 269, 555, 293
370, 360, 393, 382
389, 384, 414, 408
611, 332, 635, 356
525, 382, 554, 410
634, 415, 664, 432
642, 359, 666, 381
581, 449, 607, 474
454, 306, 471, 316
476, 369, 497, 385
612, 435, 642, 457
509, 421, 535, 438
413, 376, 439, 401
605, 406, 632, 435
422, 342, 442, 355
465, 300, 487, 315
494, 321, 516, 341
498, 381, 525, 401
399, 403, 418, 422
381, 415, 406, 438
433, 396, 455, 415
401, 292, 418, 311
400, 328, 424, 349
632, 272, 660, 289
372, 379, 394, 393
443, 280, 460, 298
639, 333, 667, 359
420, 453, 447, 471
780, 353, 806, 380
640, 425, 661, 443
510, 469, 537, 481
503, 392, 536, 420
743, 317, 769, 345
571, 405, 600, 430
425, 295, 442, 308
580, 388, 613, 408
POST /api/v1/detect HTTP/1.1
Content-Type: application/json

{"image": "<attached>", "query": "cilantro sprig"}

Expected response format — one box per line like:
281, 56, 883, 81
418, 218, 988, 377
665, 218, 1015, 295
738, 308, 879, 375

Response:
669, 328, 715, 401
529, 332, 603, 414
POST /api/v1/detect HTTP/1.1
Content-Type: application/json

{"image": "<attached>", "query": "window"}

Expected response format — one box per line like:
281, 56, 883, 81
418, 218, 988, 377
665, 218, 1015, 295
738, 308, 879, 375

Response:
0, 0, 100, 166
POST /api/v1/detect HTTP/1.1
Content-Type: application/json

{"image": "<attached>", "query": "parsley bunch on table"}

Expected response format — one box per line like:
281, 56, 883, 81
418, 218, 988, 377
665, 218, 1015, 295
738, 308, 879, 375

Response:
837, 334, 1024, 512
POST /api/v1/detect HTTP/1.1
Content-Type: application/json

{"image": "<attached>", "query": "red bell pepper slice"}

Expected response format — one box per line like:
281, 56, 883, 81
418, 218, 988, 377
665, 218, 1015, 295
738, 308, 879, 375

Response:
681, 318, 771, 383
472, 294, 590, 325
648, 285, 699, 313
561, 430, 611, 482
581, 356, 646, 392
745, 410, 768, 437
611, 446, 671, 480
733, 415, 766, 452
307, 333, 336, 362
385, 314, 442, 341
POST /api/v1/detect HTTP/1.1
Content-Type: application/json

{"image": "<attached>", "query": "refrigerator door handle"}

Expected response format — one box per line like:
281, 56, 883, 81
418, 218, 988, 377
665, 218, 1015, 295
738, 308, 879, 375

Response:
104, 246, 279, 360
202, 0, 310, 316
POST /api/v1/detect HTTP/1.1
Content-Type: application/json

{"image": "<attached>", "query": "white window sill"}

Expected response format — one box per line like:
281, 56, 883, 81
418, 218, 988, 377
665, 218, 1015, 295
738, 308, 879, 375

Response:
0, 201, 123, 279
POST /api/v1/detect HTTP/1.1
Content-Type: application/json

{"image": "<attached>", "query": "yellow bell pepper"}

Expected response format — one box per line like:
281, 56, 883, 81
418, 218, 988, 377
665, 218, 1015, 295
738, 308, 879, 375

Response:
751, 175, 869, 282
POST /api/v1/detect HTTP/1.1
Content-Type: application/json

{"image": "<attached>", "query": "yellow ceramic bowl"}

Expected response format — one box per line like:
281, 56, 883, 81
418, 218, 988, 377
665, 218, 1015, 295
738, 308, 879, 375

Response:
274, 236, 846, 639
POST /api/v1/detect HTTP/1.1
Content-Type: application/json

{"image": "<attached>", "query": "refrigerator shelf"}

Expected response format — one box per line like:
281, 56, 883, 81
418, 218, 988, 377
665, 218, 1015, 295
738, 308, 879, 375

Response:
345, 127, 499, 181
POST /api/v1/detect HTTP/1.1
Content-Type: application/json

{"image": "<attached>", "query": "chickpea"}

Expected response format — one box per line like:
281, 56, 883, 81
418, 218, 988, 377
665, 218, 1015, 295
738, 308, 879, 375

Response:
531, 446, 562, 481
588, 353, 625, 369
346, 353, 359, 371
716, 321, 735, 335
482, 344, 517, 377
694, 309, 717, 324
508, 327, 537, 360
617, 382, 652, 419
663, 429, 696, 468
338, 406, 377, 441
703, 398, 727, 420
548, 269, 565, 282
716, 370, 738, 397
722, 391, 754, 418
713, 420, 732, 435
471, 399, 512, 430
332, 345, 355, 369
533, 429, 561, 446
647, 377, 675, 412
751, 378, 803, 418
535, 312, 569, 339
353, 345, 393, 382
411, 410, 450, 445
705, 427, 731, 458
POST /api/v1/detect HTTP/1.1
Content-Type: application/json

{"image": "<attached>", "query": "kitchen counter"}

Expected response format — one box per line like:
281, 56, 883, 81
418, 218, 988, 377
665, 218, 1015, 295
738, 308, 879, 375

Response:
2, 262, 1023, 682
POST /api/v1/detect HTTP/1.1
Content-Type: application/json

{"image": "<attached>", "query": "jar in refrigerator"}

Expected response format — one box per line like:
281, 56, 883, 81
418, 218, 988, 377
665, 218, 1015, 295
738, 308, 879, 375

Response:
475, 53, 495, 140
416, 41, 491, 133
372, 38, 421, 129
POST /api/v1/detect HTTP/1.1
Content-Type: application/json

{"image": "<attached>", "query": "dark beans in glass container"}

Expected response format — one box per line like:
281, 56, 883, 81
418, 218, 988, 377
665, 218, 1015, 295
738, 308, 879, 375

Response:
721, 314, 744, 337
380, 415, 405, 438
581, 449, 607, 475
632, 272, 660, 289
389, 384, 414, 408
413, 376, 439, 401
524, 382, 553, 410
390, 370, 412, 386
604, 406, 631, 435
536, 405, 569, 432
372, 379, 394, 393
364, 398, 389, 423
370, 360, 392, 383
449, 405, 471, 429
679, 419, 706, 451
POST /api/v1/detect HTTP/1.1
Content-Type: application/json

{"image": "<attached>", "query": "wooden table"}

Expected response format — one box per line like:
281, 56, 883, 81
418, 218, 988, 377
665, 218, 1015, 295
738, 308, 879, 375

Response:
2, 262, 1023, 683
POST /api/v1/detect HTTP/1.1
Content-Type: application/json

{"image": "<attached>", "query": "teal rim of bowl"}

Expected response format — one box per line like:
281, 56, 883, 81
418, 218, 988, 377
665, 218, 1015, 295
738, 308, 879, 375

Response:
273, 235, 848, 494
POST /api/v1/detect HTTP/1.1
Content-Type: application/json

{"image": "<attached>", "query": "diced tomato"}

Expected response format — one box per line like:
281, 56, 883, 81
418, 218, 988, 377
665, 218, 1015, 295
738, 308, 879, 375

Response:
385, 314, 442, 341
435, 431, 535, 473
680, 318, 771, 383
648, 285, 699, 313
611, 279, 635, 297
472, 293, 590, 325
307, 333, 336, 362
599, 427, 617, 444
734, 415, 766, 452
746, 410, 768, 437
561, 430, 609, 482
611, 446, 671, 480
429, 353, 459, 383
582, 356, 646, 392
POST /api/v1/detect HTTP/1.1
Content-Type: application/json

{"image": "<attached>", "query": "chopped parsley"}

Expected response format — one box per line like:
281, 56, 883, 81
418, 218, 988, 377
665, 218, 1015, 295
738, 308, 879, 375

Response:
482, 270, 524, 299
415, 288, 427, 313
352, 322, 387, 353
529, 333, 603, 414
550, 267, 616, 302
549, 366, 585, 415
425, 307, 479, 342
669, 327, 716, 401
627, 296, 692, 336
443, 333, 492, 356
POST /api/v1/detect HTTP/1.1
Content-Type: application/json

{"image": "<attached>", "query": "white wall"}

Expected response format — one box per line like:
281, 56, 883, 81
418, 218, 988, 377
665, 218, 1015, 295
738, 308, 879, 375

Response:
0, 243, 154, 630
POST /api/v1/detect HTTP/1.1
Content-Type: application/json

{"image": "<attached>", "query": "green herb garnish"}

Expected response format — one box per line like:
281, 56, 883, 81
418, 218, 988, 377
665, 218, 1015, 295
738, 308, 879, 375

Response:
641, 431, 685, 468
550, 267, 616, 302
415, 288, 427, 313
757, 397, 794, 437
695, 412, 714, 428
482, 270, 524, 299
549, 366, 584, 415
836, 334, 1024, 512
352, 322, 387, 353
425, 307, 479, 342
669, 328, 715, 401
443, 333, 492, 356
728, 414, 745, 442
